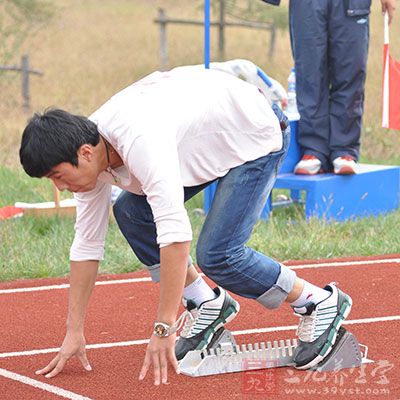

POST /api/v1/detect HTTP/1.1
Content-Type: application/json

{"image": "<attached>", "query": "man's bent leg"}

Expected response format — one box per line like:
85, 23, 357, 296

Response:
194, 139, 352, 369
113, 184, 209, 283
196, 128, 295, 309
113, 191, 195, 282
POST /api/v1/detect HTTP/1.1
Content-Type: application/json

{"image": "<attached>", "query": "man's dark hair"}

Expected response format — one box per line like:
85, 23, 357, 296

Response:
20, 109, 100, 177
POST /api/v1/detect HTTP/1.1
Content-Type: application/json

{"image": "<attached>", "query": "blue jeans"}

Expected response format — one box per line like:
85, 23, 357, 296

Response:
114, 124, 296, 309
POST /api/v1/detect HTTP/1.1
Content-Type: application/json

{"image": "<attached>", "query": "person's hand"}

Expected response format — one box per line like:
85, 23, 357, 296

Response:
381, 0, 396, 24
35, 330, 92, 378
139, 333, 180, 385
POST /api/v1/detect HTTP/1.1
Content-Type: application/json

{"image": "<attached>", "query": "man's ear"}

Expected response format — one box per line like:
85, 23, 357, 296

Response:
78, 144, 94, 162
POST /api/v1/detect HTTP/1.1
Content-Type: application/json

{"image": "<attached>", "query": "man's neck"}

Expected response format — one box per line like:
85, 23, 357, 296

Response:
101, 137, 123, 170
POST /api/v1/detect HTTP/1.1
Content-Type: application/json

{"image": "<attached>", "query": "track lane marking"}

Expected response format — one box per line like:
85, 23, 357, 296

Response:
0, 368, 92, 399
289, 258, 400, 270
1, 257, 399, 294
1, 315, 399, 359
0, 277, 152, 294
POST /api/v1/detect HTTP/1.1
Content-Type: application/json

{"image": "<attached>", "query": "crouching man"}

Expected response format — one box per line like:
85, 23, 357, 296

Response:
19, 65, 352, 385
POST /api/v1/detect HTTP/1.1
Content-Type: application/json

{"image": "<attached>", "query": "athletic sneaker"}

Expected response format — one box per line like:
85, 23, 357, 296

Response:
175, 287, 240, 361
292, 282, 352, 369
333, 156, 357, 175
294, 155, 322, 175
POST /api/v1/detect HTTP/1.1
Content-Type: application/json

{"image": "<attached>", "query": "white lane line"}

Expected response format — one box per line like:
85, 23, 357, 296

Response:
0, 339, 150, 358
0, 368, 92, 399
290, 257, 400, 270
1, 315, 399, 359
0, 277, 152, 294
232, 314, 400, 336
1, 257, 399, 294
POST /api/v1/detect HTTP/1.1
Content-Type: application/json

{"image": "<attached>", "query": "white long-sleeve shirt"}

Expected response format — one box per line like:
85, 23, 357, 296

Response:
70, 66, 282, 261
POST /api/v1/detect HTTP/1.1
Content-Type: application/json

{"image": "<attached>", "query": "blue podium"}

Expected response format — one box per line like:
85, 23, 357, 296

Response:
275, 164, 400, 221
203, 121, 400, 221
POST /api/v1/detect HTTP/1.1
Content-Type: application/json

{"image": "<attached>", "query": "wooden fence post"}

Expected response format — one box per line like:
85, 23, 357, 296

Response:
53, 183, 61, 209
153, 8, 277, 68
218, 0, 225, 60
21, 55, 30, 111
0, 55, 43, 110
269, 25, 276, 59
158, 8, 168, 71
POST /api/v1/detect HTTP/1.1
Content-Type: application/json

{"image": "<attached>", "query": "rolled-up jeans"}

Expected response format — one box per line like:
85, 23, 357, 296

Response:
113, 125, 296, 310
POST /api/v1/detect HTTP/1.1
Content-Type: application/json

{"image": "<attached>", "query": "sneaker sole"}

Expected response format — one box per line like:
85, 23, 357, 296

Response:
294, 168, 321, 175
195, 300, 240, 351
334, 166, 356, 175
295, 294, 353, 370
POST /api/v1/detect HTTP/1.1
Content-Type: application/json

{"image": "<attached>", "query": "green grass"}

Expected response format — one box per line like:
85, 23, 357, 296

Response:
1, 166, 399, 282
1, 0, 400, 282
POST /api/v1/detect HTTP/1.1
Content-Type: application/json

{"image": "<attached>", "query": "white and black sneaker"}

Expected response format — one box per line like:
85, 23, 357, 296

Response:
175, 287, 240, 361
292, 282, 352, 369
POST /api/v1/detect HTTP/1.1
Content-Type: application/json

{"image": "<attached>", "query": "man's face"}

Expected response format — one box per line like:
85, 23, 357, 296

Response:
45, 145, 99, 193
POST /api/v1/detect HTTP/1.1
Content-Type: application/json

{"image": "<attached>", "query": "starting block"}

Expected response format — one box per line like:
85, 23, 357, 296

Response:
179, 327, 371, 377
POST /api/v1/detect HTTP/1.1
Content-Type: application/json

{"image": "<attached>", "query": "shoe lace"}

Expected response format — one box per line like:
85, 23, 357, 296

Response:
178, 308, 199, 338
296, 312, 317, 342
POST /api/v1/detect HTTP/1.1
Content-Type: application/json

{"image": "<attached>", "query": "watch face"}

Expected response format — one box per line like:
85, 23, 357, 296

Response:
154, 324, 168, 337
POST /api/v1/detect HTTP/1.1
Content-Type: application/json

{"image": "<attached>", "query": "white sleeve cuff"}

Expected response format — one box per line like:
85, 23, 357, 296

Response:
70, 235, 105, 261
155, 208, 193, 247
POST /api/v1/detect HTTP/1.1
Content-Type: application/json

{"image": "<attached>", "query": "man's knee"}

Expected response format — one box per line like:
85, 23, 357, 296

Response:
113, 192, 153, 228
196, 239, 234, 275
196, 240, 218, 273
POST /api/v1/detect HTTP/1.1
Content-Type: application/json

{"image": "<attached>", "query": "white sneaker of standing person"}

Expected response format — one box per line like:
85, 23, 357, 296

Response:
333, 156, 357, 175
294, 155, 323, 175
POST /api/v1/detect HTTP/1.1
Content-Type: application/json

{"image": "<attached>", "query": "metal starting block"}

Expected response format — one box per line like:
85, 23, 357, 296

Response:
179, 327, 371, 377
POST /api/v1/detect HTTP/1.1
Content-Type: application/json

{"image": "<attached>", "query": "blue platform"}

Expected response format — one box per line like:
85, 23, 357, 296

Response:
275, 164, 400, 221
203, 120, 400, 221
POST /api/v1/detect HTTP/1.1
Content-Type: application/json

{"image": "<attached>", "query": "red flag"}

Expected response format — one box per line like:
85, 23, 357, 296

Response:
382, 12, 400, 130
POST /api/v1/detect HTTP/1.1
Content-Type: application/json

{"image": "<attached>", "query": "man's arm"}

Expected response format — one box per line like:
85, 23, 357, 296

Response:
35, 260, 98, 378
139, 241, 190, 385
381, 0, 396, 23
67, 260, 99, 331
157, 242, 191, 324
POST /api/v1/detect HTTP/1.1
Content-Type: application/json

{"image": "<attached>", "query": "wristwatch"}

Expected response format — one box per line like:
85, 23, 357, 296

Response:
153, 322, 177, 338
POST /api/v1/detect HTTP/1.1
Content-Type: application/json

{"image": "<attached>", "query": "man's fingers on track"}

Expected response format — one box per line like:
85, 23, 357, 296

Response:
159, 350, 169, 384
44, 357, 68, 378
138, 352, 151, 381
151, 352, 161, 386
78, 351, 92, 371
35, 356, 59, 375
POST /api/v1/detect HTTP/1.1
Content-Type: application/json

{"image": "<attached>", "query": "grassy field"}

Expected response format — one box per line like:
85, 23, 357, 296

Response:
1, 0, 400, 281
1, 165, 400, 282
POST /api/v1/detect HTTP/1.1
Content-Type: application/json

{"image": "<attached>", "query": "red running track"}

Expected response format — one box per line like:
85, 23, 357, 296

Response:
0, 254, 399, 399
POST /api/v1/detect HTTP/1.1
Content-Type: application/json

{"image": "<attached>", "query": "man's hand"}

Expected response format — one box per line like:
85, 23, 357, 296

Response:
35, 330, 92, 378
381, 0, 396, 24
139, 333, 180, 385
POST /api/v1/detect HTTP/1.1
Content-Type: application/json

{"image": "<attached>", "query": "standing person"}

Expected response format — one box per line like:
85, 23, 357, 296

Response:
291, 0, 396, 175
20, 65, 352, 385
